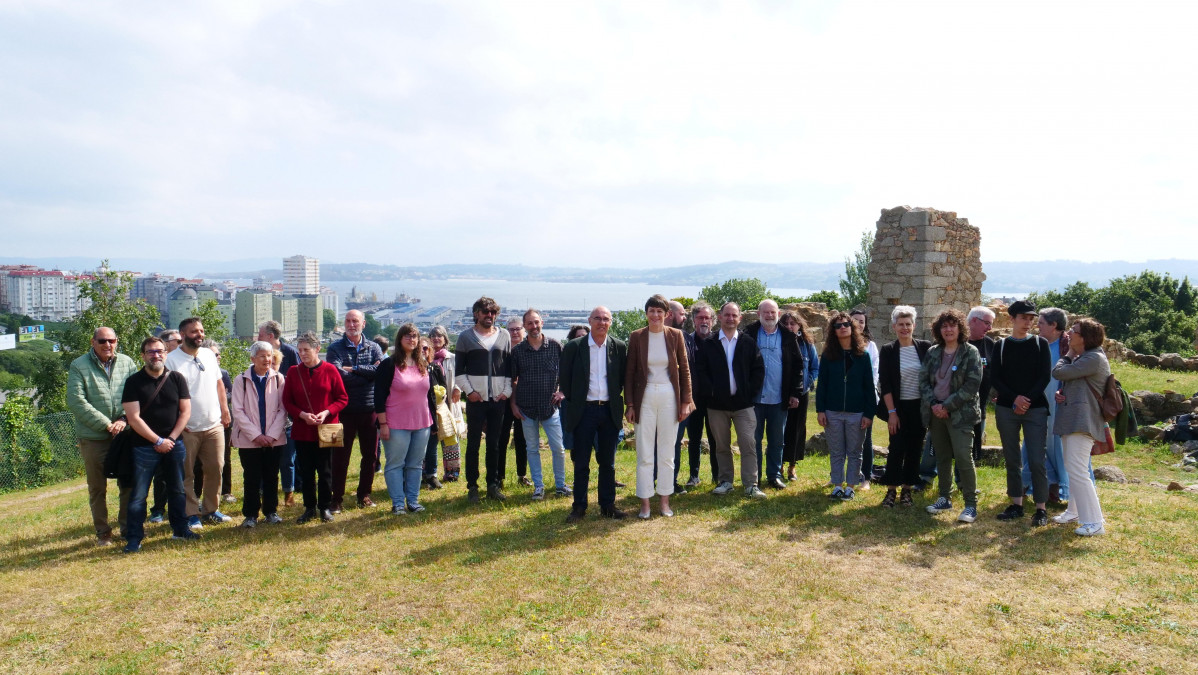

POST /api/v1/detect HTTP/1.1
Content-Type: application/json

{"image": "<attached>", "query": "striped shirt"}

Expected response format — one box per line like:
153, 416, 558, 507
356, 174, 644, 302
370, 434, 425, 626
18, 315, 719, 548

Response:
898, 345, 922, 401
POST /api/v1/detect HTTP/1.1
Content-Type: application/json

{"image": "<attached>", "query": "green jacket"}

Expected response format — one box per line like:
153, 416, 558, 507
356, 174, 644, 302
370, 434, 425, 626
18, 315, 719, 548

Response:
919, 342, 982, 430
67, 349, 139, 441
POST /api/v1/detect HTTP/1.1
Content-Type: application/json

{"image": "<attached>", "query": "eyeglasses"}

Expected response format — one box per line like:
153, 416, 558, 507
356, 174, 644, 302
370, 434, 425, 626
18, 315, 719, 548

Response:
144, 349, 164, 356
95, 338, 118, 345
213, 353, 221, 359
194, 356, 206, 371
832, 321, 852, 330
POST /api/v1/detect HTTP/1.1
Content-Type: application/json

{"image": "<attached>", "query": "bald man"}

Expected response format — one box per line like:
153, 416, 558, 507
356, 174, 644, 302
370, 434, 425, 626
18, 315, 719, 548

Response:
325, 309, 384, 512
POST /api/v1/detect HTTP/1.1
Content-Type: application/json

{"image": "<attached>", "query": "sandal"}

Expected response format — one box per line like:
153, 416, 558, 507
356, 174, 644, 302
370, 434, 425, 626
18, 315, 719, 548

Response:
881, 488, 897, 508
899, 487, 913, 507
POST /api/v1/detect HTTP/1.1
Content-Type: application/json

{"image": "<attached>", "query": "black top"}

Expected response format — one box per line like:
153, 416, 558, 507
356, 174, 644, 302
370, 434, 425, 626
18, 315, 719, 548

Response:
693, 331, 765, 411
990, 335, 1052, 409
121, 369, 191, 441
877, 339, 932, 417
968, 335, 996, 405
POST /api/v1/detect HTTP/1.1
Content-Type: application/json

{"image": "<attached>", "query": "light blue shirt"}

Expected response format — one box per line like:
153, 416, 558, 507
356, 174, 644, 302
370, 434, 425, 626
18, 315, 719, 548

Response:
756, 327, 782, 405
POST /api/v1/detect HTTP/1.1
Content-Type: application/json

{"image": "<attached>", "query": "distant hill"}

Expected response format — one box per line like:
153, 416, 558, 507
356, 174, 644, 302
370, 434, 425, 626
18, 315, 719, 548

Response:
6, 256, 1198, 294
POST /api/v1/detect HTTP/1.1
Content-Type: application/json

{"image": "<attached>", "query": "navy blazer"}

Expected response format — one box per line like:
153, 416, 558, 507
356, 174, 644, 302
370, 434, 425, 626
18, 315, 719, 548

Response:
558, 335, 627, 432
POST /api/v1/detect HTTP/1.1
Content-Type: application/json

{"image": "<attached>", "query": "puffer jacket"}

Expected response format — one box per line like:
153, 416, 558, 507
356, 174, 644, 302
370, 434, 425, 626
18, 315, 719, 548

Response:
67, 350, 138, 441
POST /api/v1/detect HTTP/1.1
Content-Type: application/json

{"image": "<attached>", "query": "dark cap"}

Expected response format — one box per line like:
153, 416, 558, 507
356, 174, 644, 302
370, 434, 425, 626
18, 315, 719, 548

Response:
1007, 300, 1037, 316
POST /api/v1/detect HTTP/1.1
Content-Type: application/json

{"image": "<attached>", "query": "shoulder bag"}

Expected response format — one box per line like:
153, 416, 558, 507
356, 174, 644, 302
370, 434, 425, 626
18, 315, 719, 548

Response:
104, 371, 172, 481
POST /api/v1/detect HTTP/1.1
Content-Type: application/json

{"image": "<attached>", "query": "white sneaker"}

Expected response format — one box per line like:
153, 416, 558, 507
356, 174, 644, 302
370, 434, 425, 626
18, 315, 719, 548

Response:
745, 486, 768, 500
957, 506, 978, 523
1075, 522, 1105, 536
712, 481, 734, 495
1051, 512, 1079, 524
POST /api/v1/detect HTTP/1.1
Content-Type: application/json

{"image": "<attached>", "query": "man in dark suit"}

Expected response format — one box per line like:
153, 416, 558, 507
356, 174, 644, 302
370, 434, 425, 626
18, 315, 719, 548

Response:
560, 306, 628, 522
694, 302, 768, 499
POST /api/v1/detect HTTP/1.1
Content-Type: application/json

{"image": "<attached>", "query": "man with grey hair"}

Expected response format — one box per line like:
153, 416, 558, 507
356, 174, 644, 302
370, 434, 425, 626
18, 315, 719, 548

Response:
499, 317, 530, 486
159, 329, 182, 354
325, 309, 384, 511
744, 299, 804, 490
684, 301, 718, 484
67, 326, 138, 546
1025, 307, 1072, 507
258, 320, 301, 505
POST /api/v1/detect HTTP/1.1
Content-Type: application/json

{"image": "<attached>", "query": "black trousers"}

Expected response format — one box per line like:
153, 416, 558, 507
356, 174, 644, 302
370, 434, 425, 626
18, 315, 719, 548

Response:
880, 399, 926, 487
465, 399, 506, 489
783, 392, 810, 463
571, 403, 620, 513
683, 402, 718, 482
296, 440, 332, 510
497, 406, 528, 479
240, 445, 281, 518
973, 405, 987, 462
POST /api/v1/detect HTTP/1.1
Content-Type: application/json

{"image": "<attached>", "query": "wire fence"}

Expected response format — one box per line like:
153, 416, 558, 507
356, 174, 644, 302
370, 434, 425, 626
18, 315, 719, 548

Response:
0, 411, 83, 494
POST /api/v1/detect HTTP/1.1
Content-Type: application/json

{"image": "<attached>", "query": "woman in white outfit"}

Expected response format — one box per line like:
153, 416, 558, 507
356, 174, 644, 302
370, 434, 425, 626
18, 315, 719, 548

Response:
625, 294, 694, 519
1050, 318, 1111, 536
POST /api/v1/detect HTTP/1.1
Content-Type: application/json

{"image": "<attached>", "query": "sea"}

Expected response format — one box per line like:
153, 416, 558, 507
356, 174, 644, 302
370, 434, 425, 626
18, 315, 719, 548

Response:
319, 279, 818, 313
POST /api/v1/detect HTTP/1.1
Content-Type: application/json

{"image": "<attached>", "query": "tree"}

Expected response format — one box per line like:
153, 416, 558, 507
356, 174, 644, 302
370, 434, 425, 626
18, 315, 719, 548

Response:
802, 290, 845, 310
364, 312, 383, 340
700, 278, 769, 311
64, 261, 162, 360
839, 230, 873, 310
610, 309, 647, 342
193, 300, 251, 379
323, 308, 337, 333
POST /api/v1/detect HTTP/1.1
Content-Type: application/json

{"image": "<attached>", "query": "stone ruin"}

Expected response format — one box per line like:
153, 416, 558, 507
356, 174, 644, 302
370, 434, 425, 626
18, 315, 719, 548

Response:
865, 206, 985, 343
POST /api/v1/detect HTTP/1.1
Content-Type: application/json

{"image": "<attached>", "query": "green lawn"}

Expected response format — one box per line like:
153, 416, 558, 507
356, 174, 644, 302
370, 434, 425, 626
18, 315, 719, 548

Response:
2, 422, 1197, 673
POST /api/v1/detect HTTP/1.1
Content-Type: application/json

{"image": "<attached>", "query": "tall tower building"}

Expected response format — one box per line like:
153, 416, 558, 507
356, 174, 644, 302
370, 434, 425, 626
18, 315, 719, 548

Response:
283, 255, 320, 296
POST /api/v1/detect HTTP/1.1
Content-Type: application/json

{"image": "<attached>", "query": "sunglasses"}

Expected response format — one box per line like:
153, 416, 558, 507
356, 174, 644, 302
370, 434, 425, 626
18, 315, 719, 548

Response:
480, 309, 499, 315
95, 338, 118, 345
194, 356, 206, 371
832, 321, 852, 330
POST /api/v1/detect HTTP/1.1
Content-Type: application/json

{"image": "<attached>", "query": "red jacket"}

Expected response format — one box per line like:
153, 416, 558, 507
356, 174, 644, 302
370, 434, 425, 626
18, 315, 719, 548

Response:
283, 361, 349, 443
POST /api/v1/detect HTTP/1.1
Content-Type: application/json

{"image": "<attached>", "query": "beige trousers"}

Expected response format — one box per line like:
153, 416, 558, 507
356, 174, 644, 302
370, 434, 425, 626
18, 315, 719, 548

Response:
707, 407, 759, 488
182, 425, 225, 516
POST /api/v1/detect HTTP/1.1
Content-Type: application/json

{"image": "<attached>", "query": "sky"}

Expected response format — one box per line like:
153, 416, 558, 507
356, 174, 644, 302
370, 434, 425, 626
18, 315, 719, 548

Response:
2, 0, 1194, 268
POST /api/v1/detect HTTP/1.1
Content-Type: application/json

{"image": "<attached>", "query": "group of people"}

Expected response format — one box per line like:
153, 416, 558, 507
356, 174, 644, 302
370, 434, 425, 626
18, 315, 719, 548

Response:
66, 295, 1113, 553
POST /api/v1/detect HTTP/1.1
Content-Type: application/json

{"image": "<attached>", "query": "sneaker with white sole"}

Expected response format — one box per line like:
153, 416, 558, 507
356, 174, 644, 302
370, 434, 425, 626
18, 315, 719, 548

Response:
745, 486, 767, 500
1075, 522, 1105, 536
531, 487, 545, 501
841, 485, 855, 500
264, 513, 284, 524
684, 476, 701, 488
926, 497, 952, 514
240, 517, 257, 529
958, 506, 978, 523
712, 481, 734, 495
1051, 512, 1079, 524
554, 486, 573, 497
830, 485, 845, 499
187, 515, 204, 530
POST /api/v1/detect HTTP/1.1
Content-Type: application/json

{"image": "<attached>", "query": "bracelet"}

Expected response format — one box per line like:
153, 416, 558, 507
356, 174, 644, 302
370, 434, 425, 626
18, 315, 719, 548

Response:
154, 437, 164, 446
888, 409, 897, 414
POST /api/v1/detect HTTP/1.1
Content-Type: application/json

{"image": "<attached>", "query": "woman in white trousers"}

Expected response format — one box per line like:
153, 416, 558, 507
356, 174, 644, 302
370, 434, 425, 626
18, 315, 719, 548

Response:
625, 294, 693, 520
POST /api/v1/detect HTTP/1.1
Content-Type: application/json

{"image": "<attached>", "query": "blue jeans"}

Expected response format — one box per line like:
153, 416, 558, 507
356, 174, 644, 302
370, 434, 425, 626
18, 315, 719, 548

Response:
522, 411, 566, 491
382, 427, 431, 509
127, 441, 190, 544
753, 402, 788, 482
278, 427, 301, 493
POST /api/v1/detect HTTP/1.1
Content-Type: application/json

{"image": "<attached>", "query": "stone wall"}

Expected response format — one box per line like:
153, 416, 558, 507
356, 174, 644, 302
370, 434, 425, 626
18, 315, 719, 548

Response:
865, 206, 985, 343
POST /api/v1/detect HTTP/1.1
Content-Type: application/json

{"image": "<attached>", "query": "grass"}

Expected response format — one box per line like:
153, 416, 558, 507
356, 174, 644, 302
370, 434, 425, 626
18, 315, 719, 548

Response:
1110, 361, 1198, 397
2, 419, 1198, 674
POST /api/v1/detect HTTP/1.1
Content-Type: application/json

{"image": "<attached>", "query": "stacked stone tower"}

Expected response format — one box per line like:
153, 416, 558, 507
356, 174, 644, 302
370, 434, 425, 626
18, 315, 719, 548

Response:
865, 206, 984, 343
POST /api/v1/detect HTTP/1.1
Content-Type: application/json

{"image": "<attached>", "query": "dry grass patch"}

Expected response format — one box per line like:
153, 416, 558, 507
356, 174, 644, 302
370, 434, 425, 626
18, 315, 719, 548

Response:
1, 441, 1197, 674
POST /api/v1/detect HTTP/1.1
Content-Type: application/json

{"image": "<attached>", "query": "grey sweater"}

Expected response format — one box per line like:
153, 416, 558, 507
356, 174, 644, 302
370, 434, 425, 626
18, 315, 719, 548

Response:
1051, 348, 1110, 440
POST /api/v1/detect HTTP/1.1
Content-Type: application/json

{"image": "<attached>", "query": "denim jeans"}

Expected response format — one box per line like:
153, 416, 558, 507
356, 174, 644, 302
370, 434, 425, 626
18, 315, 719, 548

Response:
522, 411, 566, 491
383, 427, 431, 509
278, 426, 301, 493
127, 441, 190, 544
753, 402, 788, 483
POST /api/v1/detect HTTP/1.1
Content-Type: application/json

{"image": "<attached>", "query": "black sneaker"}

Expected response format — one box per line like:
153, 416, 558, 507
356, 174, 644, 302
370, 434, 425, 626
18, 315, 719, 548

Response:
426, 475, 443, 490
600, 507, 627, 520
172, 530, 202, 541
297, 508, 317, 524
487, 484, 507, 501
674, 484, 687, 495
1031, 508, 1048, 527
467, 486, 480, 503
996, 504, 1025, 521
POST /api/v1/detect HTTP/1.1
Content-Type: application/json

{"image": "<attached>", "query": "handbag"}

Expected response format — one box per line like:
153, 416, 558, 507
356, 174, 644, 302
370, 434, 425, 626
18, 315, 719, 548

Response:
299, 364, 345, 449
1090, 425, 1115, 456
104, 371, 171, 481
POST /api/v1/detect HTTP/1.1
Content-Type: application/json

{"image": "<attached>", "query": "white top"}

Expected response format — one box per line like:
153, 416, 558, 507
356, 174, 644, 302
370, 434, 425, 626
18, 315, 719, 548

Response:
474, 327, 499, 351
898, 345, 922, 401
586, 334, 609, 401
719, 330, 738, 396
646, 330, 670, 385
165, 346, 223, 432
866, 340, 880, 389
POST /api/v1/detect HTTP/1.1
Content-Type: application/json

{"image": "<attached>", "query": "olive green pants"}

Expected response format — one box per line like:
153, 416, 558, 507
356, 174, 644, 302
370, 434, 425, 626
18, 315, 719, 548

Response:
928, 416, 977, 507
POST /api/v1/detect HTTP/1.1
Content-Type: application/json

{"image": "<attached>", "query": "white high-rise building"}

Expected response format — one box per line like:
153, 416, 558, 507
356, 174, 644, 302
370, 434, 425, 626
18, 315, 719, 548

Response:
283, 255, 320, 296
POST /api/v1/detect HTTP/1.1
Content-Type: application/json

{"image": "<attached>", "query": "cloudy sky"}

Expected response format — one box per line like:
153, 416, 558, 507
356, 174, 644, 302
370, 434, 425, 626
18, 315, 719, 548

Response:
2, 0, 1194, 268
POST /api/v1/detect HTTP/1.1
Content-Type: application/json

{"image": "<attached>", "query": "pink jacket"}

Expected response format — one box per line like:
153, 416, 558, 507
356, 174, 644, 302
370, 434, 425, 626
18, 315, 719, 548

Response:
231, 367, 288, 448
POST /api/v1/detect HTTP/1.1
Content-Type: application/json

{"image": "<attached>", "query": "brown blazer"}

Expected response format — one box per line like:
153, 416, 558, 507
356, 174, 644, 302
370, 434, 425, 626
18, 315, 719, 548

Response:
624, 326, 693, 415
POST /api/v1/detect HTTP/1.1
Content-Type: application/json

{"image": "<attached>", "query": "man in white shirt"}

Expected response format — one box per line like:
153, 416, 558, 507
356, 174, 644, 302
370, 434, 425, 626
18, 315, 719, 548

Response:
165, 318, 233, 528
